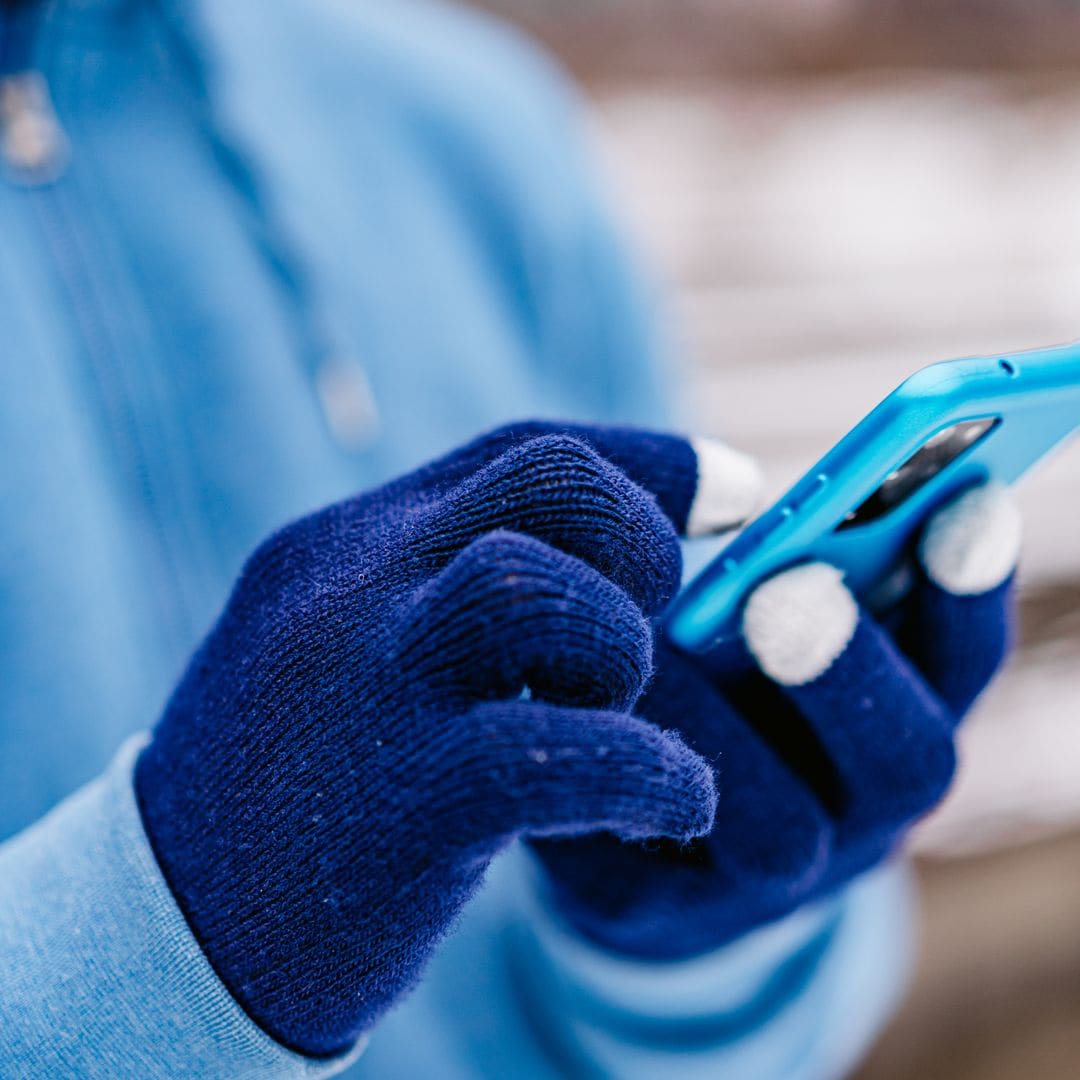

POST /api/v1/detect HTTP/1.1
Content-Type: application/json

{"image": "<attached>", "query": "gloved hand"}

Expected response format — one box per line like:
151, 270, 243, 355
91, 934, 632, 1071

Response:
135, 421, 757, 1057
534, 483, 1021, 959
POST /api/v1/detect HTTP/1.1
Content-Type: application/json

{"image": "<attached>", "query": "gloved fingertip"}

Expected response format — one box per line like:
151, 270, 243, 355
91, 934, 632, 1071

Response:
919, 482, 1021, 596
613, 730, 718, 843
665, 734, 719, 840
742, 562, 858, 686
685, 436, 763, 537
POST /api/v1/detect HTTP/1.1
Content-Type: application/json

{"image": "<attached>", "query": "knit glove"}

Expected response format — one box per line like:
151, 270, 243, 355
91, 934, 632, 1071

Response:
135, 421, 757, 1057
535, 483, 1021, 959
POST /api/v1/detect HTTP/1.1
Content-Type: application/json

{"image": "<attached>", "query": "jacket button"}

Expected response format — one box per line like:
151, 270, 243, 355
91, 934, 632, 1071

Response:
316, 356, 381, 450
0, 73, 69, 186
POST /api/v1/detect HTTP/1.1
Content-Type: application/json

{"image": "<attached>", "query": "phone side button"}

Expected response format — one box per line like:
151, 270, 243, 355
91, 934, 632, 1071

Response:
782, 473, 829, 516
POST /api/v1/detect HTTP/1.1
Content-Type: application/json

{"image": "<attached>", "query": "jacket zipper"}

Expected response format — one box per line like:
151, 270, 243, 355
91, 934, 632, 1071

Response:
1, 6, 194, 655
2, 1, 380, 660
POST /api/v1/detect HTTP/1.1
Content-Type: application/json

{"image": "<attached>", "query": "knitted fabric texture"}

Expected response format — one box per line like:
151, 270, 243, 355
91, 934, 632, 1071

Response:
534, 499, 1015, 960
135, 421, 720, 1057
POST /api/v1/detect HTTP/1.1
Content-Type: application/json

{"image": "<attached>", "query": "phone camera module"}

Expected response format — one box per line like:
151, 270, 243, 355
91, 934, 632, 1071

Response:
839, 417, 999, 530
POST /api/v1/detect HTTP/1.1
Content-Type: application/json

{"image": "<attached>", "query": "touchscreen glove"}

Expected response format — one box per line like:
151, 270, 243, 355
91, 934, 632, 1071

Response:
535, 483, 1020, 958
135, 421, 757, 1056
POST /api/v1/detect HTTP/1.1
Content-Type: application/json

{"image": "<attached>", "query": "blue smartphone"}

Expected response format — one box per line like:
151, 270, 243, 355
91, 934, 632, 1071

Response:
666, 341, 1080, 654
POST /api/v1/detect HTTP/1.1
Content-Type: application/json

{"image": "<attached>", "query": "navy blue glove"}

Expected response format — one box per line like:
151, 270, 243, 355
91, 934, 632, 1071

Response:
535, 483, 1020, 958
135, 422, 753, 1056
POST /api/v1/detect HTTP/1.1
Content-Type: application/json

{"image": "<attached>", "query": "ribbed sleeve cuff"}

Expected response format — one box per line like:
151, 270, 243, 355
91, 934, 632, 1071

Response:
511, 860, 915, 1080
0, 736, 363, 1079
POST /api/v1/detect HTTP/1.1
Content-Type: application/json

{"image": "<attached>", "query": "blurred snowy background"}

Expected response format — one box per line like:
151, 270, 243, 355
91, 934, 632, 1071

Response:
477, 2, 1080, 1076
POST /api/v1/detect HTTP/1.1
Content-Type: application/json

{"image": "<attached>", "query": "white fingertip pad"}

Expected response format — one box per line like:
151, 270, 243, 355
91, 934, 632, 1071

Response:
686, 437, 764, 537
743, 563, 859, 686
919, 483, 1022, 596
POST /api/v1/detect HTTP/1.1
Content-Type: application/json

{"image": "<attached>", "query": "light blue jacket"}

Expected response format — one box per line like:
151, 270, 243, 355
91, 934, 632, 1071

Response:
0, 1, 911, 1075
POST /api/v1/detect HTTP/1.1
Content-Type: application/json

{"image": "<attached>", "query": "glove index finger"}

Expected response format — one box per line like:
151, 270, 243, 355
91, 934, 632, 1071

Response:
574, 425, 761, 537
430, 421, 761, 538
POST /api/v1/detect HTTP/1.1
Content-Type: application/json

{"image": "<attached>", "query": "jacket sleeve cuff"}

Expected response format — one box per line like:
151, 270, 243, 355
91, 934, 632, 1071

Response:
0, 736, 363, 1079
512, 859, 915, 1079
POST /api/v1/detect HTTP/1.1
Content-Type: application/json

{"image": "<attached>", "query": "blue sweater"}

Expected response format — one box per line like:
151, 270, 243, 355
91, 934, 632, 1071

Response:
0, 0, 910, 1075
